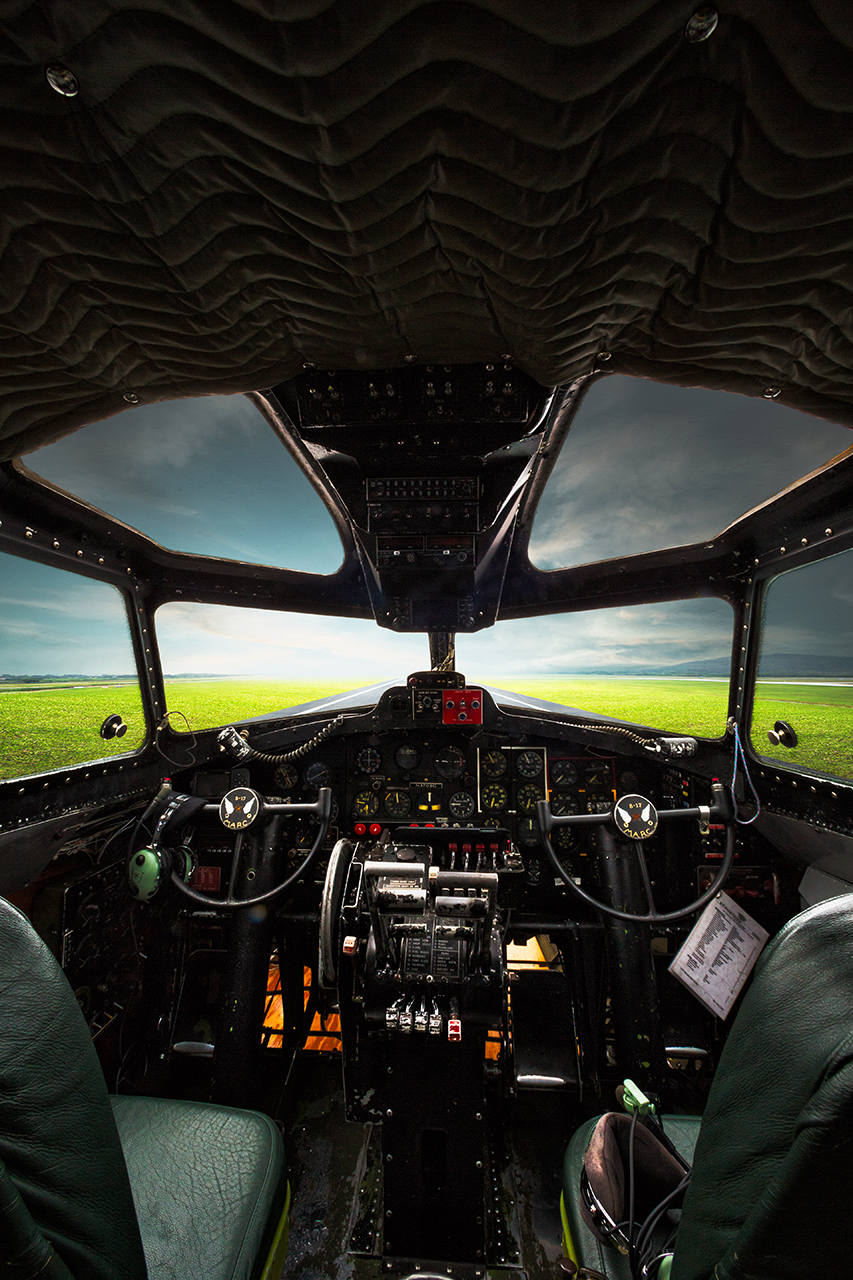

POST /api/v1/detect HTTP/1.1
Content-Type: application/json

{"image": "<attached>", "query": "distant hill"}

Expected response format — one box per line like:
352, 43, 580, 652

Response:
0, 673, 225, 682
754, 654, 853, 680
554, 653, 853, 679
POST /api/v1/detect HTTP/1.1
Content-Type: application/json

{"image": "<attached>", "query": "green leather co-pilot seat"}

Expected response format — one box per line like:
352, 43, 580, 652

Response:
562, 895, 853, 1280
0, 895, 289, 1280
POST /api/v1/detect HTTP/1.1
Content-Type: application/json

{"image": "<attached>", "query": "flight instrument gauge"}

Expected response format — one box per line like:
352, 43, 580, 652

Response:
555, 826, 579, 854
356, 746, 382, 774
516, 818, 539, 847
583, 762, 611, 789
394, 743, 421, 771
552, 793, 580, 817
274, 762, 298, 791
480, 750, 507, 778
516, 784, 543, 812
448, 790, 476, 820
352, 790, 380, 819
384, 790, 411, 819
434, 746, 466, 779
550, 760, 579, 788
481, 784, 508, 811
586, 794, 612, 814
303, 761, 331, 790
516, 750, 543, 778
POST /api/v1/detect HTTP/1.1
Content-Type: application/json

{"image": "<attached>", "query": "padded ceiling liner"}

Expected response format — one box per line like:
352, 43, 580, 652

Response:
2, 1, 853, 457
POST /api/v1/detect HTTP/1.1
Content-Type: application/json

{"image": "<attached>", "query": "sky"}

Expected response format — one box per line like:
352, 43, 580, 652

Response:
3, 376, 852, 681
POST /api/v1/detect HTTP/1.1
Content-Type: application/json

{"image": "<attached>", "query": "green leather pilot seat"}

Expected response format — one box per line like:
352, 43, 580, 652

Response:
562, 895, 853, 1280
0, 895, 288, 1280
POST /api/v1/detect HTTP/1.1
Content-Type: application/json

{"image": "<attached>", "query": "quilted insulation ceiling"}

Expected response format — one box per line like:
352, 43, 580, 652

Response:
2, 1, 853, 459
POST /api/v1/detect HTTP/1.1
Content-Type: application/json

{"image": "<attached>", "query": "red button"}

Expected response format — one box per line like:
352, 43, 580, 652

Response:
369, 823, 382, 836
354, 823, 366, 836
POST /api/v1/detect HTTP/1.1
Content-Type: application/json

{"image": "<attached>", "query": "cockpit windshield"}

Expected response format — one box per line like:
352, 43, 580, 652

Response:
22, 396, 344, 573
531, 377, 852, 569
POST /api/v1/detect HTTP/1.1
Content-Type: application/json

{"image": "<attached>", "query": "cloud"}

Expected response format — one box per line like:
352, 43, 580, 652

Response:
155, 602, 428, 676
530, 378, 852, 570
459, 598, 734, 675
22, 393, 344, 574
0, 586, 121, 617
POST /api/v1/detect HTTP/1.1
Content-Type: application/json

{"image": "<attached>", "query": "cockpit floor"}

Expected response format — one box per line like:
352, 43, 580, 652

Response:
279, 1053, 573, 1280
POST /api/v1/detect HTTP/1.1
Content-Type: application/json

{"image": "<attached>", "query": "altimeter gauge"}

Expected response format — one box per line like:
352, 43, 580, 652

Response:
304, 761, 331, 790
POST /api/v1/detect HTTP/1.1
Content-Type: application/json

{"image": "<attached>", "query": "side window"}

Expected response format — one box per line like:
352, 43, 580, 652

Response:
751, 551, 853, 781
0, 554, 146, 780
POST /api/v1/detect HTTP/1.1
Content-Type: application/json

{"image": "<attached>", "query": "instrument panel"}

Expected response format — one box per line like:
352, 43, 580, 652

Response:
184, 677, 685, 902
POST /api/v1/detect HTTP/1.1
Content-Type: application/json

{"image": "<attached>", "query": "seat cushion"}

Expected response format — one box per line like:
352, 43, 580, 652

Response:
0, 897, 146, 1279
562, 1114, 701, 1280
112, 1096, 287, 1280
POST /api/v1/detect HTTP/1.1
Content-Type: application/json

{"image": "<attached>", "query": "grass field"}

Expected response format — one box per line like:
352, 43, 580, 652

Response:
1, 675, 850, 781
0, 681, 147, 778
750, 681, 853, 780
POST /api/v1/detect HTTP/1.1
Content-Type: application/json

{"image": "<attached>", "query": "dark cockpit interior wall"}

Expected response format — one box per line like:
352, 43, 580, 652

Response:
2, 5, 853, 1279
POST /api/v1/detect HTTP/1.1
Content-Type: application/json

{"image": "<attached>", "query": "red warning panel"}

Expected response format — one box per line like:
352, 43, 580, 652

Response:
191, 865, 221, 892
442, 689, 483, 725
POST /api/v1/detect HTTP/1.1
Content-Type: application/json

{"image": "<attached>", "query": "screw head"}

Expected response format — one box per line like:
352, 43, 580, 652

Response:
685, 8, 718, 41
45, 63, 79, 96
122, 392, 139, 404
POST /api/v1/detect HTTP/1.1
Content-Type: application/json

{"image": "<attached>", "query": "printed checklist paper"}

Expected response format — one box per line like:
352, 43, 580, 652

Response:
670, 891, 768, 1019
